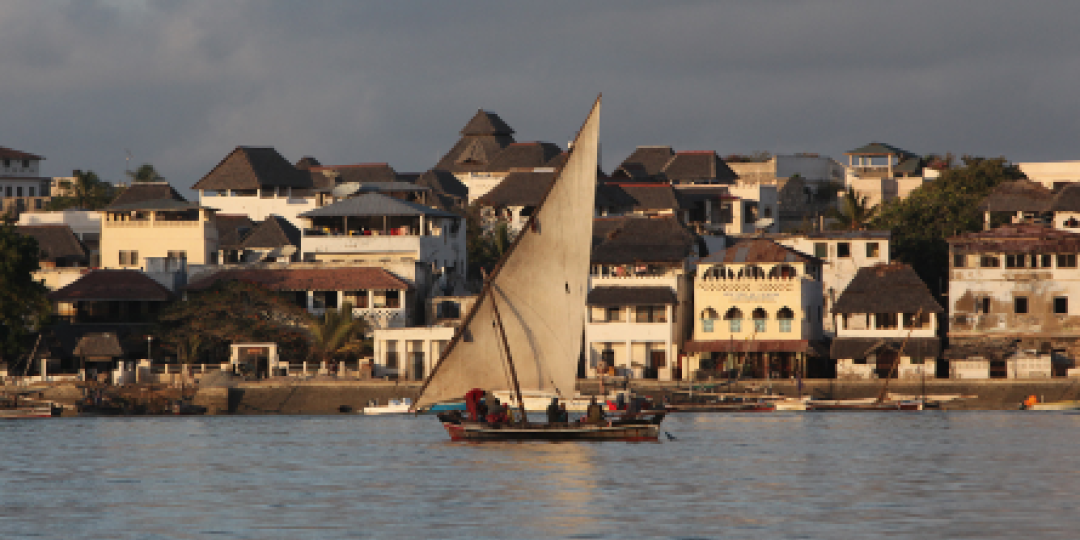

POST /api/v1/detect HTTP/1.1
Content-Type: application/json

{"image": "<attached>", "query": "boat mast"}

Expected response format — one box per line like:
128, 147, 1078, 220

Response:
876, 308, 922, 403
491, 292, 528, 423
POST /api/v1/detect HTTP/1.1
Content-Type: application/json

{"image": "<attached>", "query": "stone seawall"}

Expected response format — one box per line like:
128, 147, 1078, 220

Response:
194, 378, 1080, 414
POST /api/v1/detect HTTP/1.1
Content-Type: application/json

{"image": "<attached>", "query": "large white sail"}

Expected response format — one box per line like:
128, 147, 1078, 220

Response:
415, 97, 600, 410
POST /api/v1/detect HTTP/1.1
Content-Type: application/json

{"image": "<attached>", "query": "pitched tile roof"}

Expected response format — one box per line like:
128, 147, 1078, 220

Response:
616, 146, 675, 177
977, 180, 1053, 212
610, 183, 681, 211
216, 214, 256, 250
587, 286, 677, 306
106, 182, 186, 209
16, 224, 88, 264
192, 147, 313, 190
701, 238, 820, 265
831, 337, 940, 360
460, 110, 514, 136
831, 263, 942, 314
48, 270, 175, 302
661, 151, 738, 183
240, 215, 301, 249
476, 171, 555, 207
295, 156, 321, 170
948, 224, 1080, 253
73, 332, 124, 358
415, 168, 468, 200
312, 163, 400, 184
592, 216, 696, 264
300, 193, 458, 218
0, 146, 44, 160
186, 267, 411, 292
1049, 183, 1080, 212
485, 142, 563, 172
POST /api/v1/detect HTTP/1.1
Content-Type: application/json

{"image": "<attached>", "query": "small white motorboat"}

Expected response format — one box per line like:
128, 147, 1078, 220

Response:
362, 398, 413, 415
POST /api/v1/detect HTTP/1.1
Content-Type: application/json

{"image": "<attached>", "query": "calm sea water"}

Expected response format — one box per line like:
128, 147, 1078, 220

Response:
2, 412, 1079, 539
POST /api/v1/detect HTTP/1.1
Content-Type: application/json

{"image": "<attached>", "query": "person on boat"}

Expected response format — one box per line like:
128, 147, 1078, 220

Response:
501, 403, 514, 424
1023, 395, 1038, 409
486, 397, 505, 423
464, 388, 486, 421
558, 403, 569, 423
585, 396, 605, 424
546, 397, 561, 423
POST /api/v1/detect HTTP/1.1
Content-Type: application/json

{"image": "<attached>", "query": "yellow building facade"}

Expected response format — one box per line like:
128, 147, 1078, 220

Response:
101, 200, 219, 269
685, 239, 824, 379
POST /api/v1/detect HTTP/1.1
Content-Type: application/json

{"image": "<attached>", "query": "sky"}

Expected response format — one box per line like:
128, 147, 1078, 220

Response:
3, 0, 1079, 195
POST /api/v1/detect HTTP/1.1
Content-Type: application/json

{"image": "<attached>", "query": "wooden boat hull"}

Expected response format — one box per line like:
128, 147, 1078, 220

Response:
439, 414, 665, 442
1024, 400, 1080, 411
807, 401, 922, 411
0, 406, 62, 418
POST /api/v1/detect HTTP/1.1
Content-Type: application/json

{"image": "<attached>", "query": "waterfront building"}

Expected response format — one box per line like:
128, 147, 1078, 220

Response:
193, 146, 322, 229
769, 230, 892, 336
1017, 160, 1080, 190
371, 294, 478, 380
727, 153, 846, 231
683, 238, 825, 379
830, 263, 942, 380
17, 224, 90, 291
947, 224, 1080, 375
586, 215, 697, 381
977, 179, 1080, 231
18, 209, 102, 265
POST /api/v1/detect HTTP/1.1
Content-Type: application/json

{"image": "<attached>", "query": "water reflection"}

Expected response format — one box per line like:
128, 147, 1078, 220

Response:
2, 413, 1080, 539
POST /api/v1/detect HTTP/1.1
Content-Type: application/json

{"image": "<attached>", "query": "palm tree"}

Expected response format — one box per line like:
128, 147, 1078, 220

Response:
308, 302, 368, 367
828, 187, 879, 230
126, 163, 165, 183
48, 170, 113, 210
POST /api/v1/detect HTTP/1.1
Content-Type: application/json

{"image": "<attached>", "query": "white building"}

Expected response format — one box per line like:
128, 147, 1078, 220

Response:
585, 216, 697, 381
194, 146, 321, 229
1017, 160, 1080, 190
844, 142, 940, 207
947, 224, 1080, 372
1, 146, 50, 216
829, 263, 942, 380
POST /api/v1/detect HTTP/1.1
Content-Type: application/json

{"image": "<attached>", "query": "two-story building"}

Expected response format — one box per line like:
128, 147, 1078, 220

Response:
586, 215, 697, 381
684, 238, 825, 379
844, 142, 940, 206
194, 146, 322, 229
1, 146, 51, 217
830, 263, 942, 380
100, 193, 220, 269
947, 224, 1080, 364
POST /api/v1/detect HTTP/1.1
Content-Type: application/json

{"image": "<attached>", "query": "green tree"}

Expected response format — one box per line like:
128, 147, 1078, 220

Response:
156, 280, 312, 365
308, 302, 368, 364
0, 224, 50, 364
828, 187, 879, 230
465, 202, 513, 278
126, 163, 165, 183
47, 170, 114, 211
870, 156, 1025, 294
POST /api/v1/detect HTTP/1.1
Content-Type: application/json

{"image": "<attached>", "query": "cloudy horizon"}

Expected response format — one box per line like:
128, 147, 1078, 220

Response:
3, 1, 1078, 192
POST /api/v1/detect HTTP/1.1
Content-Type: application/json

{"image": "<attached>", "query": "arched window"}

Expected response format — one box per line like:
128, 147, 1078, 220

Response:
752, 308, 768, 332
738, 265, 765, 279
703, 266, 732, 280
725, 307, 743, 332
768, 264, 797, 279
701, 307, 719, 332
777, 307, 794, 333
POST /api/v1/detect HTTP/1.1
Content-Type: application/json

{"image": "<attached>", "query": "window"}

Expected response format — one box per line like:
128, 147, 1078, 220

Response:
866, 242, 880, 258
167, 250, 187, 260
1055, 297, 1068, 315
725, 307, 743, 332
904, 312, 931, 328
953, 253, 966, 268
1014, 297, 1028, 314
119, 250, 139, 266
28, 187, 35, 197
1041, 254, 1053, 268
978, 297, 991, 314
910, 357, 925, 365
16, 187, 23, 197
875, 313, 898, 330
837, 242, 850, 258
777, 307, 794, 333
752, 308, 767, 333
22, 159, 29, 168
702, 319, 714, 332
1058, 254, 1077, 268
980, 256, 1000, 268
606, 306, 624, 322
814, 243, 828, 258
1005, 254, 1027, 268
635, 306, 667, 323
701, 308, 718, 332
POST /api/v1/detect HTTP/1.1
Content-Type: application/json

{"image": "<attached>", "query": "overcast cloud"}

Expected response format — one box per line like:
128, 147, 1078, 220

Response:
3, 0, 1079, 193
